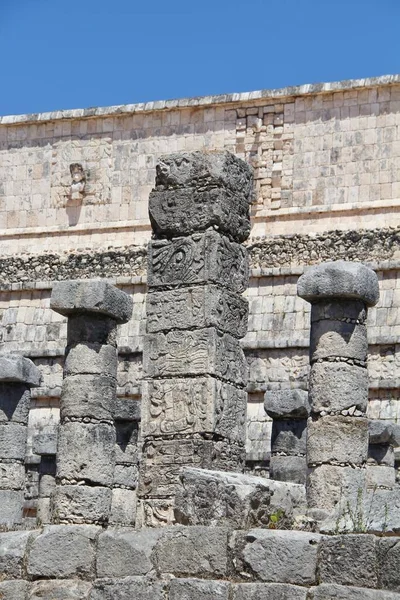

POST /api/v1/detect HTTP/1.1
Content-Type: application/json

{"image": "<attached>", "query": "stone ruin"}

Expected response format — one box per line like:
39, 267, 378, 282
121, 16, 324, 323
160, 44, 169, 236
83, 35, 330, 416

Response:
1, 151, 400, 599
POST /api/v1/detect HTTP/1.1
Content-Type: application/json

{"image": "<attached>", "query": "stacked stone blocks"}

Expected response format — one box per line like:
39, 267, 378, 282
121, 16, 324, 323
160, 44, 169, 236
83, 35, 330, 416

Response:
298, 261, 380, 517
50, 280, 133, 524
138, 151, 253, 525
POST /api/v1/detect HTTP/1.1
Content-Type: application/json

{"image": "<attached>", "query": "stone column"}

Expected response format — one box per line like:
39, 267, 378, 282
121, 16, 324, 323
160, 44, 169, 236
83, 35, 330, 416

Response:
0, 355, 41, 525
138, 151, 252, 526
367, 420, 397, 490
264, 389, 310, 485
50, 280, 132, 525
297, 261, 379, 517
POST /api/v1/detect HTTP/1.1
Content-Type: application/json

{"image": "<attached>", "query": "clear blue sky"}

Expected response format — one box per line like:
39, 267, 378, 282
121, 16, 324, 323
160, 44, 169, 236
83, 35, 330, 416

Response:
0, 0, 399, 116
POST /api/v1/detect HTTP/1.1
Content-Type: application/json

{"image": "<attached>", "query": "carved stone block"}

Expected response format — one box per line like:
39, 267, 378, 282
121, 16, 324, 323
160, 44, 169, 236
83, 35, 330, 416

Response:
146, 285, 248, 338
271, 420, 307, 456
51, 485, 112, 524
306, 464, 366, 512
141, 377, 246, 443
307, 416, 368, 466
0, 462, 25, 490
143, 329, 247, 387
0, 423, 27, 460
60, 374, 116, 422
264, 389, 310, 420
139, 437, 245, 497
64, 343, 117, 378
148, 231, 249, 294
0, 490, 24, 525
269, 455, 307, 485
56, 422, 115, 486
149, 151, 252, 241
309, 362, 368, 414
310, 320, 367, 363
109, 488, 137, 526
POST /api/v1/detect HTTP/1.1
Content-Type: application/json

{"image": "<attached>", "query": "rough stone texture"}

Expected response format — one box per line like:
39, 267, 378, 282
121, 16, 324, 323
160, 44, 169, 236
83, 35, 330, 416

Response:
114, 398, 141, 422
0, 490, 25, 525
366, 465, 396, 489
146, 285, 248, 338
0, 355, 41, 386
27, 525, 99, 578
377, 537, 400, 592
232, 583, 308, 600
143, 329, 247, 386
271, 420, 307, 456
64, 343, 117, 378
0, 423, 29, 460
51, 280, 133, 323
307, 416, 369, 465
174, 468, 306, 528
233, 529, 320, 585
309, 584, 400, 599
51, 485, 112, 524
306, 464, 366, 512
318, 534, 377, 587
90, 576, 165, 600
169, 578, 230, 600
152, 526, 229, 577
0, 530, 33, 578
0, 462, 25, 490
309, 362, 368, 414
67, 314, 118, 347
297, 261, 380, 307
141, 377, 246, 442
369, 419, 397, 445
60, 375, 116, 422
310, 299, 367, 324
109, 488, 137, 526
28, 580, 92, 599
56, 421, 115, 485
0, 580, 30, 600
0, 385, 31, 423
148, 231, 249, 294
97, 528, 164, 578
264, 389, 310, 420
310, 320, 368, 363
149, 152, 253, 242
269, 455, 307, 485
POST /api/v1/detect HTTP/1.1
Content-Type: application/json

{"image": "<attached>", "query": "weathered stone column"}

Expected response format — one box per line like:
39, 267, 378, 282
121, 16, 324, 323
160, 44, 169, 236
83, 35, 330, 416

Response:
264, 389, 310, 485
0, 355, 41, 525
50, 281, 132, 525
138, 151, 252, 526
367, 420, 397, 490
297, 261, 379, 517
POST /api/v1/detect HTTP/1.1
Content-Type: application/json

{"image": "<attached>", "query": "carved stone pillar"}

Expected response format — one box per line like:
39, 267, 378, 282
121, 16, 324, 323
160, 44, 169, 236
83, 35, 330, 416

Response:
264, 389, 310, 484
0, 355, 41, 525
50, 281, 132, 525
297, 261, 379, 517
138, 151, 252, 526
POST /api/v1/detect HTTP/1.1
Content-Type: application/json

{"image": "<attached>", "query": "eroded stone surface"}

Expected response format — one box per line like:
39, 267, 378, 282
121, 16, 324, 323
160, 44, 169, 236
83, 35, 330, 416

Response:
264, 389, 310, 420
307, 416, 369, 466
0, 355, 41, 386
309, 362, 368, 414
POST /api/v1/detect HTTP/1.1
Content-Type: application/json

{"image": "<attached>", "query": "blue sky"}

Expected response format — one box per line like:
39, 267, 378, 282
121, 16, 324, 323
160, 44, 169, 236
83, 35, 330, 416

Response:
0, 0, 399, 116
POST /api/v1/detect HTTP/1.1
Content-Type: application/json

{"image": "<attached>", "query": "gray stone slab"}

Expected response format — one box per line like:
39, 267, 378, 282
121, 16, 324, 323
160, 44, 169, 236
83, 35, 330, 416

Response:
232, 583, 308, 600
271, 420, 307, 456
169, 578, 230, 600
52, 485, 112, 525
109, 488, 137, 526
0, 422, 28, 460
153, 525, 228, 577
147, 231, 249, 294
97, 528, 164, 577
310, 320, 367, 362
297, 261, 380, 307
51, 280, 132, 323
57, 421, 115, 486
264, 389, 310, 419
28, 580, 92, 599
307, 464, 366, 514
67, 314, 118, 346
366, 464, 396, 489
319, 534, 377, 587
369, 419, 396, 444
269, 455, 307, 485
114, 464, 138, 488
143, 329, 247, 387
146, 285, 248, 338
309, 362, 368, 414
27, 524, 99, 578
64, 343, 117, 378
307, 416, 368, 465
114, 398, 141, 422
377, 537, 400, 592
0, 530, 34, 578
0, 384, 31, 423
0, 461, 25, 490
309, 583, 400, 599
32, 428, 58, 455
0, 490, 25, 525
149, 151, 252, 241
139, 438, 244, 497
141, 377, 246, 442
233, 529, 320, 585
0, 580, 29, 600
60, 374, 116, 422
174, 467, 306, 528
0, 355, 41, 386
311, 299, 367, 324
90, 576, 165, 600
